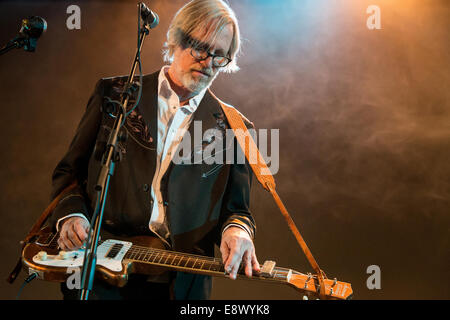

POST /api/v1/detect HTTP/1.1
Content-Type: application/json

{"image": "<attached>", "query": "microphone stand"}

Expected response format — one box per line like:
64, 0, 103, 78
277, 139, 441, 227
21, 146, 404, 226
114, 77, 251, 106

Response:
79, 13, 151, 301
0, 36, 36, 55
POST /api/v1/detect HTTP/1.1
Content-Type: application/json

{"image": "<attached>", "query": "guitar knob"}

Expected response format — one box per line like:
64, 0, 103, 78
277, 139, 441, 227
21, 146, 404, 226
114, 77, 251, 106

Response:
58, 251, 69, 260
37, 251, 47, 261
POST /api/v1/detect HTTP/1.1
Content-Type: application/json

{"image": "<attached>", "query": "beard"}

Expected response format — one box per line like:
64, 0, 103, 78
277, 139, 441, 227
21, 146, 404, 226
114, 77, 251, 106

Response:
180, 68, 219, 95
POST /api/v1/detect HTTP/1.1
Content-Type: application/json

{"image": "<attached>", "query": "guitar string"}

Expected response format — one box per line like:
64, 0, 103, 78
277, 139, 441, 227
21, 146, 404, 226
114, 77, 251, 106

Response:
46, 234, 221, 262
42, 234, 312, 278
44, 233, 281, 268
44, 234, 224, 267
44, 237, 345, 297
50, 241, 222, 266
38, 238, 348, 298
120, 246, 275, 277
41, 234, 298, 279
40, 238, 337, 297
124, 246, 247, 274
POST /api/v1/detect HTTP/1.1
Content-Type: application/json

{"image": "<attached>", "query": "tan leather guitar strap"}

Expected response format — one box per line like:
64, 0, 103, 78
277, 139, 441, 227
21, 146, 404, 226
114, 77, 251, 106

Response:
6, 181, 77, 284
211, 90, 327, 298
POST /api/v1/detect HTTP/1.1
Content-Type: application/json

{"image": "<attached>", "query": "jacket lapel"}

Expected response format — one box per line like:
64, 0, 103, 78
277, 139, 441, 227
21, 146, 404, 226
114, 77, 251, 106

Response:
140, 71, 159, 148
123, 71, 159, 150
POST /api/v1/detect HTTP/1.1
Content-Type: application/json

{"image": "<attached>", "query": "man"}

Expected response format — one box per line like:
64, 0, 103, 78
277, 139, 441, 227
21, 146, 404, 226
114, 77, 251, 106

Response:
50, 0, 259, 299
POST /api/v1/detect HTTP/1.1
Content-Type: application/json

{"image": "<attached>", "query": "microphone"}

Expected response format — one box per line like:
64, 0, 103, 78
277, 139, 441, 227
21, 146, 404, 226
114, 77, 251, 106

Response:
18, 16, 48, 52
140, 2, 159, 29
20, 16, 47, 39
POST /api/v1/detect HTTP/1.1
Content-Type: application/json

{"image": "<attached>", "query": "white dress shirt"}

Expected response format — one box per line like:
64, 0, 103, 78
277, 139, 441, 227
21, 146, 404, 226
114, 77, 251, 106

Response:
148, 66, 207, 243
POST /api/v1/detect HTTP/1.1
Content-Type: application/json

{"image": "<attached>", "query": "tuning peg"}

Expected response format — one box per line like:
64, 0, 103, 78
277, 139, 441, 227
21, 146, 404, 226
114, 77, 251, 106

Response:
304, 273, 312, 289
332, 278, 337, 287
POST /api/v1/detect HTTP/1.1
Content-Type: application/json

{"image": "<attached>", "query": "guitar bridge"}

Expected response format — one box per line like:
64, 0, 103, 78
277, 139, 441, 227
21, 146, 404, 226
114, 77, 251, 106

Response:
260, 260, 276, 277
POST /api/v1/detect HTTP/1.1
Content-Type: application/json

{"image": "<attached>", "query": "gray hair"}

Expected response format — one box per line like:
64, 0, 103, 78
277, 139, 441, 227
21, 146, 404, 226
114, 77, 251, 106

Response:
163, 0, 241, 73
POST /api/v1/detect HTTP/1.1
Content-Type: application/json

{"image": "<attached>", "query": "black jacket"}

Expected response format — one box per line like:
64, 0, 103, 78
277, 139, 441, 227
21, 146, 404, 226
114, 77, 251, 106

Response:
49, 70, 256, 299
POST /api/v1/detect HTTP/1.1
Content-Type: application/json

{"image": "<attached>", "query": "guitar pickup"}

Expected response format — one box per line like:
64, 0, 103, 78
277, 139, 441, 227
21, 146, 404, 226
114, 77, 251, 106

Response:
106, 243, 124, 258
260, 260, 276, 277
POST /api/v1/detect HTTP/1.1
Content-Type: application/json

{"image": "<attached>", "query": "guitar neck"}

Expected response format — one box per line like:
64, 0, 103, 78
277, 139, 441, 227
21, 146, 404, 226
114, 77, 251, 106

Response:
124, 244, 291, 283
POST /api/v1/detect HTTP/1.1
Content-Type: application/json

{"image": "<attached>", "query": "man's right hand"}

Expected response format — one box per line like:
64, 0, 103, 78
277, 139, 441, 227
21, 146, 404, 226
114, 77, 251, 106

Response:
57, 217, 90, 251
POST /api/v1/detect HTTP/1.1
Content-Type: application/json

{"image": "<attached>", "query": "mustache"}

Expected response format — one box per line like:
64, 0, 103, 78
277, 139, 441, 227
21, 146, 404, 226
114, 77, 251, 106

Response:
191, 68, 213, 77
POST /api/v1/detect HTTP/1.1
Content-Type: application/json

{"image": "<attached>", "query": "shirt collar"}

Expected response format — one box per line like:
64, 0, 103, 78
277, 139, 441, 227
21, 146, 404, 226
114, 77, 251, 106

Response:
158, 66, 207, 114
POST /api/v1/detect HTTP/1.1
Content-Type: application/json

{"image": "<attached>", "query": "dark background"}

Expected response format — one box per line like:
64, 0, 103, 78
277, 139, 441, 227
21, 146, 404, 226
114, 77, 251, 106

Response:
0, 0, 448, 300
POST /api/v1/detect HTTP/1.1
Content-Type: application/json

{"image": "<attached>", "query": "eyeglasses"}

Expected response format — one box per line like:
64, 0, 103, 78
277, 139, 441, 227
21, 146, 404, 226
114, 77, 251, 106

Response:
189, 47, 232, 68
180, 31, 232, 68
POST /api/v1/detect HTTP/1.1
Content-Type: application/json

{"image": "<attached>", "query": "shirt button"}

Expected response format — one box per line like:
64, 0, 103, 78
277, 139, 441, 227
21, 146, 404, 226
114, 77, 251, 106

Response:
142, 184, 149, 192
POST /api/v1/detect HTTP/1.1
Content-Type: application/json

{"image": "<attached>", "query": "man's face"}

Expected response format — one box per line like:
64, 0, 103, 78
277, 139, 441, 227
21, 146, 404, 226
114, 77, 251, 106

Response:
169, 24, 233, 95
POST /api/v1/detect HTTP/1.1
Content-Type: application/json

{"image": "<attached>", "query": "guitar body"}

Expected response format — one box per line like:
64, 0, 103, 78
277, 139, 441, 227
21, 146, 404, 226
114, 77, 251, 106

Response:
22, 229, 170, 288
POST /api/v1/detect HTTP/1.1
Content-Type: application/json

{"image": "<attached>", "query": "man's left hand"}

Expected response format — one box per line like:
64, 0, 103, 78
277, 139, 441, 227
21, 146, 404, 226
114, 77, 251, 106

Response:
220, 226, 260, 280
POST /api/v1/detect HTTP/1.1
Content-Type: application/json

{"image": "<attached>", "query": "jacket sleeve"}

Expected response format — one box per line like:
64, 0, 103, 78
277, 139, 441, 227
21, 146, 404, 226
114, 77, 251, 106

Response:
48, 78, 105, 230
218, 118, 257, 240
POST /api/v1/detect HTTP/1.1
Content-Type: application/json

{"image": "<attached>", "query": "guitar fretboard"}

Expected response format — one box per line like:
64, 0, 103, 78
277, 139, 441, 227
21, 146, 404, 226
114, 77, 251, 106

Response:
124, 245, 229, 275
40, 232, 291, 282
123, 244, 293, 283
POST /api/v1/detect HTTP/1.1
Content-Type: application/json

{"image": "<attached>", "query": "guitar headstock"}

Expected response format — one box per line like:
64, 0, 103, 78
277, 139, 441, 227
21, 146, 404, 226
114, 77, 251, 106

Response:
287, 272, 353, 300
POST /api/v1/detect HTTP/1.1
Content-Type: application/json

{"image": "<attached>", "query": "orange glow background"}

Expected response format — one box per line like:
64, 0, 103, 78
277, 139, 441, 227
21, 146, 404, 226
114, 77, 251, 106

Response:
0, 0, 448, 299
